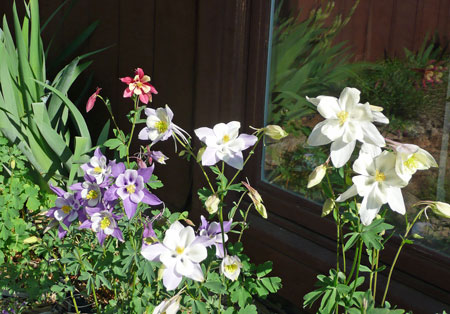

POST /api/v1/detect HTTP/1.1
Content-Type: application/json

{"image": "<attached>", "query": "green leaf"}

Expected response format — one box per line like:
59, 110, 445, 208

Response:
238, 305, 258, 314
203, 280, 226, 294
260, 277, 282, 293
256, 261, 273, 277
193, 300, 208, 314
103, 138, 122, 150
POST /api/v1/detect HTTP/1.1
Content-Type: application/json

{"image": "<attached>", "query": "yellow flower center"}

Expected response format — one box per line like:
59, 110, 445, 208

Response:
100, 217, 111, 230
135, 81, 143, 89
61, 205, 72, 214
225, 262, 238, 274
127, 184, 136, 194
337, 111, 349, 126
175, 246, 184, 255
222, 135, 230, 143
155, 121, 168, 134
375, 170, 386, 182
144, 237, 158, 245
93, 166, 102, 174
404, 154, 419, 171
86, 190, 98, 200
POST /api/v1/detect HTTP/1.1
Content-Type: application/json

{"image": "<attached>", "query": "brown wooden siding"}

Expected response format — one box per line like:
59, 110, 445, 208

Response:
290, 0, 450, 61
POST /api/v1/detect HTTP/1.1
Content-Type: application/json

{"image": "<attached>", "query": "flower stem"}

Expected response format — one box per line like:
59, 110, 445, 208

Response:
373, 249, 380, 300
126, 98, 140, 166
349, 239, 363, 301
325, 171, 340, 272
226, 134, 263, 189
381, 207, 426, 306
238, 204, 253, 242
75, 247, 100, 313
173, 133, 216, 193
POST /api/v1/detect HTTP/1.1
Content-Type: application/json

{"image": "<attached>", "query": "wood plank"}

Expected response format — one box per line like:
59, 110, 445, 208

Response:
389, 0, 419, 58
150, 0, 197, 209
438, 0, 450, 44
414, 0, 440, 52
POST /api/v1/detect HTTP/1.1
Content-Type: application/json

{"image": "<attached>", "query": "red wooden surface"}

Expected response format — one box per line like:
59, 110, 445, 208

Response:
291, 0, 450, 61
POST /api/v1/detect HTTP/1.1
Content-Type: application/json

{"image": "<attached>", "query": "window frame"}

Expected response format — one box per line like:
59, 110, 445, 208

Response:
240, 0, 450, 309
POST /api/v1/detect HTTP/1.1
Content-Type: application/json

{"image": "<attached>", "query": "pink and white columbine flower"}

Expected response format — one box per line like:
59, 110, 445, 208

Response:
306, 87, 386, 168
336, 151, 407, 225
120, 68, 158, 104
141, 221, 207, 291
138, 105, 190, 147
195, 121, 257, 170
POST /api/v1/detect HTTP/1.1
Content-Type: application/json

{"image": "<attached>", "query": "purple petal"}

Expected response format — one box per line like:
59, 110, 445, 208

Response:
50, 184, 66, 197
199, 215, 209, 230
104, 186, 118, 201
47, 208, 57, 217
215, 243, 225, 258
142, 189, 162, 205
112, 228, 124, 242
222, 219, 232, 233
94, 147, 104, 159
97, 230, 106, 246
111, 162, 126, 177
78, 210, 88, 222
202, 147, 220, 166
123, 197, 138, 219
192, 235, 215, 247
79, 220, 92, 229
138, 166, 154, 183
70, 182, 84, 191
238, 133, 258, 150
85, 207, 101, 216
125, 169, 138, 183
143, 222, 156, 238
58, 226, 68, 239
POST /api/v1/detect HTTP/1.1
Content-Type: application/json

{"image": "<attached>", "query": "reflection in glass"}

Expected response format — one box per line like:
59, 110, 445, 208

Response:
263, 1, 449, 255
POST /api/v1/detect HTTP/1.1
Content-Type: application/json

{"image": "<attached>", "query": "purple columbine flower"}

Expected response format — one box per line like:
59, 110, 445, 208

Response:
198, 215, 232, 258
81, 148, 112, 185
47, 185, 85, 239
105, 163, 162, 219
142, 220, 158, 248
79, 210, 123, 246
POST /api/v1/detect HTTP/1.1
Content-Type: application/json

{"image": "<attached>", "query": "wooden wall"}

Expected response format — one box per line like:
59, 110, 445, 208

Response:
291, 0, 450, 61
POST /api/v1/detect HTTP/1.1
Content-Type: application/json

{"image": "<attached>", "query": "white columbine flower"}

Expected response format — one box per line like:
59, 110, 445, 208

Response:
141, 221, 207, 291
153, 295, 181, 314
220, 255, 242, 281
138, 105, 190, 146
195, 121, 257, 170
306, 87, 386, 168
336, 151, 407, 225
391, 143, 438, 183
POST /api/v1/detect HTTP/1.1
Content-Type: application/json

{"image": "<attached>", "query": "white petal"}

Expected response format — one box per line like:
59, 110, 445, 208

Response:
213, 123, 228, 139
163, 267, 182, 291
330, 139, 356, 168
321, 120, 345, 141
339, 87, 360, 111
175, 257, 194, 276
360, 143, 382, 158
336, 184, 357, 202
185, 244, 207, 263
386, 187, 405, 214
353, 153, 375, 176
352, 175, 374, 196
317, 96, 341, 119
187, 263, 204, 282
178, 226, 196, 248
361, 121, 385, 147
307, 121, 332, 146
141, 243, 167, 262
194, 127, 215, 143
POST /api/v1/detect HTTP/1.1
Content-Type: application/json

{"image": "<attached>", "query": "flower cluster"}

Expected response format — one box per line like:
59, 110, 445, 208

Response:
422, 61, 447, 87
307, 87, 438, 225
47, 148, 162, 245
141, 217, 236, 291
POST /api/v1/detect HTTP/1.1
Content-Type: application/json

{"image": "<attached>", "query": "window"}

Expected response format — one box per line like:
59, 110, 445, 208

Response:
241, 0, 450, 311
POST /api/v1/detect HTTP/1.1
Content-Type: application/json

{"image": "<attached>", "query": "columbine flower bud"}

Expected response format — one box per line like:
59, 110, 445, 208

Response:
321, 199, 334, 217
205, 194, 220, 214
153, 295, 181, 314
264, 125, 288, 140
431, 201, 450, 219
242, 180, 267, 218
220, 255, 242, 281
307, 164, 327, 188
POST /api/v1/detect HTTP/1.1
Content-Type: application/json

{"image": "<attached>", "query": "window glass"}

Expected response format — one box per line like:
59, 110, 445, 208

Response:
263, 0, 450, 255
